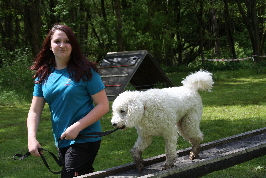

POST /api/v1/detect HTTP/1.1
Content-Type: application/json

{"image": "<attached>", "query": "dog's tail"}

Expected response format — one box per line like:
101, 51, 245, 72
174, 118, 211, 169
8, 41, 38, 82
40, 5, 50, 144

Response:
181, 70, 213, 91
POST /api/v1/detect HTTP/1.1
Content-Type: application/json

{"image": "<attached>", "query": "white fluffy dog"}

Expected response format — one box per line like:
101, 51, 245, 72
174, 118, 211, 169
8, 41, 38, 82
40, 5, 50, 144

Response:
111, 71, 213, 172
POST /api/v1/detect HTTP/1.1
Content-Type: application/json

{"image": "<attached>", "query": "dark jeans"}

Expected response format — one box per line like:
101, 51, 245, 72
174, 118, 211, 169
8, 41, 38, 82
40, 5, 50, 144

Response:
58, 140, 101, 178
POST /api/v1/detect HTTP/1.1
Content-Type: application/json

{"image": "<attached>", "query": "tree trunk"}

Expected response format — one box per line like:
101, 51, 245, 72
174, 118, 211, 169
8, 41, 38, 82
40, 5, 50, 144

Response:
79, 1, 89, 53
1, 1, 15, 51
257, 1, 266, 56
198, 0, 205, 66
48, 0, 58, 27
100, 0, 112, 53
223, 0, 237, 59
113, 0, 124, 51
22, 0, 42, 56
235, 0, 262, 61
210, 0, 221, 58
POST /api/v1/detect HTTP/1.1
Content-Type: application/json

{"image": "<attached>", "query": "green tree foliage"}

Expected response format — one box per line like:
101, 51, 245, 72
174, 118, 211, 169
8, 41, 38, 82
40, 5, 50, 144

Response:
0, 0, 265, 65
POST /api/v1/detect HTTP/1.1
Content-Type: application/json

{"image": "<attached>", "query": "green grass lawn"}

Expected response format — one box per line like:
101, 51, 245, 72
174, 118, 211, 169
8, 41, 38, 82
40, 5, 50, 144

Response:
1, 70, 266, 177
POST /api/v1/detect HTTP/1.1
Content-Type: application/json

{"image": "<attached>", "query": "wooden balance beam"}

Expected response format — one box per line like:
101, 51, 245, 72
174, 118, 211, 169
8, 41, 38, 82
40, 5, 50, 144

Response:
76, 127, 266, 178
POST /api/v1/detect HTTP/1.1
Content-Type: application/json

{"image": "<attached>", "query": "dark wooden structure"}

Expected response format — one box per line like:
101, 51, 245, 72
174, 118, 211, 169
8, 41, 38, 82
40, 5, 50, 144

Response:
98, 50, 174, 100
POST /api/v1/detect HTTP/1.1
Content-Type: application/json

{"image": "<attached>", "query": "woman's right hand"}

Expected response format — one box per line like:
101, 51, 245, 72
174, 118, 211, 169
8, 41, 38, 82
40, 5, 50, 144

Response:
27, 96, 45, 157
28, 138, 42, 157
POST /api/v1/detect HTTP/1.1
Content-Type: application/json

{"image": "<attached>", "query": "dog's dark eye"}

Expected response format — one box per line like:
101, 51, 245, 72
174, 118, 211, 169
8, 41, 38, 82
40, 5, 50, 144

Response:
120, 110, 125, 114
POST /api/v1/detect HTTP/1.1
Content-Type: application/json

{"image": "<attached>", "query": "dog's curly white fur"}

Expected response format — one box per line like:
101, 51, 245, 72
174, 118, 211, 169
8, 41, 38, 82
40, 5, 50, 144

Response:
111, 70, 213, 172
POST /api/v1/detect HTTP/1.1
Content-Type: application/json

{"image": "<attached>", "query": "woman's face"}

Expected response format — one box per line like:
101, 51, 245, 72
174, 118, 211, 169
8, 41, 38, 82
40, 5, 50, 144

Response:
50, 30, 72, 64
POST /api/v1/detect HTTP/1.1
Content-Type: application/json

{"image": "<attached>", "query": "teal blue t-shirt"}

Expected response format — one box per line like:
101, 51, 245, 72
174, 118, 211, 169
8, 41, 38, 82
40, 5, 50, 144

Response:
33, 68, 105, 148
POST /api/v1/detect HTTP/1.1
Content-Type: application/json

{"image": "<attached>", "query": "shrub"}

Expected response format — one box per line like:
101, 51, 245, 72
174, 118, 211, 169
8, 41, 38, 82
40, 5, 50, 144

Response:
0, 48, 34, 105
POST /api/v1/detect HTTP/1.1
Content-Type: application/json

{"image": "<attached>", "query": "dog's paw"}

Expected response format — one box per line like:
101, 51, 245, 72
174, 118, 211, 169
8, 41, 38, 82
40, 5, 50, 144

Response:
136, 163, 144, 173
189, 151, 199, 160
162, 164, 174, 170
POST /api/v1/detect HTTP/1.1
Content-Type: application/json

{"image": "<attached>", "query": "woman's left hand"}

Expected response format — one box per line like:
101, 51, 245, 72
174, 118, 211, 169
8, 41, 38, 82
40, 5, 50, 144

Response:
60, 90, 109, 141
60, 123, 81, 140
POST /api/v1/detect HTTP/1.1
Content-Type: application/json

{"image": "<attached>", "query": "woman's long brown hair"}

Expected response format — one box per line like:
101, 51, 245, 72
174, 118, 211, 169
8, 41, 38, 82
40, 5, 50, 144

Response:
31, 24, 99, 83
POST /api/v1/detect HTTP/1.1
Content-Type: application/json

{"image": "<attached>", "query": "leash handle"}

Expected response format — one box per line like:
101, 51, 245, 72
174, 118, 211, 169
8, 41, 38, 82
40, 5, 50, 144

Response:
38, 148, 63, 174
13, 148, 64, 174
13, 152, 31, 160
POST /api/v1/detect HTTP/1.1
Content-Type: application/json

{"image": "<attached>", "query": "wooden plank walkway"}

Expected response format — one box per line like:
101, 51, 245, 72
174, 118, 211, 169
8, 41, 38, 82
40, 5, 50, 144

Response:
77, 127, 266, 178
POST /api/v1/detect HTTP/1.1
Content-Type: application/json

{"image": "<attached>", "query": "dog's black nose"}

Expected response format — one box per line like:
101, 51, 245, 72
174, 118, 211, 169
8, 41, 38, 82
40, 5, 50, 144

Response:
112, 123, 117, 127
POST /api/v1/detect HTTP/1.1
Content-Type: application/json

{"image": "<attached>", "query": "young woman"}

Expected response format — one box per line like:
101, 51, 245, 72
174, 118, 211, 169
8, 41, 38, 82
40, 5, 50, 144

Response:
27, 24, 109, 177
